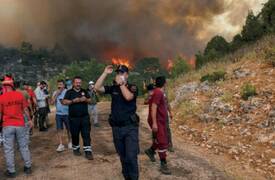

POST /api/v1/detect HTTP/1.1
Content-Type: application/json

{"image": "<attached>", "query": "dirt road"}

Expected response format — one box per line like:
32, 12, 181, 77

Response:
0, 102, 231, 180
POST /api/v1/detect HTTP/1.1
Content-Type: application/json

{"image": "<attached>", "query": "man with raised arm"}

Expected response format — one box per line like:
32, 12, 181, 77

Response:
95, 65, 139, 180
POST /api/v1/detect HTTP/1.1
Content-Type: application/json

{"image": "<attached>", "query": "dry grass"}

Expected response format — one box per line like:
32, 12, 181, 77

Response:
168, 35, 275, 103
168, 35, 275, 179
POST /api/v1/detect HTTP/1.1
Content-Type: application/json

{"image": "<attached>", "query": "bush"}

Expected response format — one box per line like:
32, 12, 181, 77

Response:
200, 70, 226, 83
241, 83, 257, 100
170, 56, 191, 78
265, 47, 275, 67
221, 91, 234, 103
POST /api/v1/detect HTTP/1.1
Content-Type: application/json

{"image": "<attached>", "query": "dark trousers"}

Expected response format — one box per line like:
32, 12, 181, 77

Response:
69, 116, 91, 152
38, 107, 48, 129
112, 126, 139, 180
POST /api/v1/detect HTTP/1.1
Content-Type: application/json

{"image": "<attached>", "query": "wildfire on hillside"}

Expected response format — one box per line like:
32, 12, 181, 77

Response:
112, 57, 132, 68
167, 59, 174, 71
166, 55, 196, 72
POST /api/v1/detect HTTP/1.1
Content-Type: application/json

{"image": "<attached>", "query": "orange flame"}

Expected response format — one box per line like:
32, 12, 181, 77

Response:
112, 57, 132, 68
167, 59, 174, 71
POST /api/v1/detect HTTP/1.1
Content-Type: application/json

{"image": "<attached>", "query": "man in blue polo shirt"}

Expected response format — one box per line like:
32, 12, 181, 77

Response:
52, 79, 72, 152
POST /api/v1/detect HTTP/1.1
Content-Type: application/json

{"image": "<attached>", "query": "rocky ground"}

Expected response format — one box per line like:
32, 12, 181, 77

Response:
0, 102, 233, 180
171, 59, 275, 179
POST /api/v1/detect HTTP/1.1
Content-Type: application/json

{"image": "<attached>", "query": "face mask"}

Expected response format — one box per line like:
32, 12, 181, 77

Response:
120, 75, 125, 82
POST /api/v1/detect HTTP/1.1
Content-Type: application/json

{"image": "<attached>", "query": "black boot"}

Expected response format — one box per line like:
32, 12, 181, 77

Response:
85, 151, 94, 160
73, 149, 81, 156
160, 160, 171, 175
144, 148, 156, 162
24, 166, 32, 175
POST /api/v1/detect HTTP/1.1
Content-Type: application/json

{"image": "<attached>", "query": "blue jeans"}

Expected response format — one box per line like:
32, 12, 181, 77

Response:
112, 126, 139, 180
3, 126, 32, 173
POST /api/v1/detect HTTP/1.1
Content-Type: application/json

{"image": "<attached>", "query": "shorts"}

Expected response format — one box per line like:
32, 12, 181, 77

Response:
56, 114, 70, 130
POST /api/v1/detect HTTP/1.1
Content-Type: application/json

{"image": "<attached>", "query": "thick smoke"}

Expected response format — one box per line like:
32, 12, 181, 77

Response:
0, 0, 266, 62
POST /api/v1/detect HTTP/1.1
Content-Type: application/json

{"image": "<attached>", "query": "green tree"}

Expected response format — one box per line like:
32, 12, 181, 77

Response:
171, 56, 190, 78
204, 35, 230, 56
51, 43, 68, 64
230, 34, 243, 51
261, 0, 275, 32
134, 57, 168, 79
241, 11, 264, 42
20, 41, 33, 56
195, 51, 206, 69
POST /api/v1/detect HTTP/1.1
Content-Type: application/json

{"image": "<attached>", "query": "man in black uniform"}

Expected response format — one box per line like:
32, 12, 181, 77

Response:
63, 76, 93, 160
95, 65, 139, 180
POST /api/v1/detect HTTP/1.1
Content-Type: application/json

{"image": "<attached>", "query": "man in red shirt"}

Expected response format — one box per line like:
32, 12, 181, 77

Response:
0, 77, 33, 178
23, 81, 37, 133
145, 76, 171, 175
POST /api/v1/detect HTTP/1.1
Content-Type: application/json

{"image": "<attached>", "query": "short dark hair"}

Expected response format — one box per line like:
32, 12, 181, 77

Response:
146, 84, 155, 91
40, 81, 47, 85
14, 81, 21, 89
57, 79, 65, 84
23, 81, 30, 86
155, 76, 166, 88
73, 76, 82, 82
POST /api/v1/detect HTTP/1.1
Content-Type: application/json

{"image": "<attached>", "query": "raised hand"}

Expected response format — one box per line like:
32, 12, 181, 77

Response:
104, 65, 113, 74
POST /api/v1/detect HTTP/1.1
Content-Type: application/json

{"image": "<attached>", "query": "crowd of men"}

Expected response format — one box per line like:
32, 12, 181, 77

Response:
0, 64, 174, 180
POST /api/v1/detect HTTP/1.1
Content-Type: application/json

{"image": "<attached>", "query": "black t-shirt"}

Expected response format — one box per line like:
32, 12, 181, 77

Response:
64, 88, 90, 117
104, 83, 138, 124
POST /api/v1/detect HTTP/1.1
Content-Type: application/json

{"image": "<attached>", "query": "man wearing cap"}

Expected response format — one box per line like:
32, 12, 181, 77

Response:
0, 76, 33, 178
88, 81, 100, 127
95, 65, 139, 180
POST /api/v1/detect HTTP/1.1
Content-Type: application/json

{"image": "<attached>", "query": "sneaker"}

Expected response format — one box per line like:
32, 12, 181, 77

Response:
73, 149, 81, 156
5, 170, 16, 178
85, 151, 94, 160
56, 144, 65, 152
160, 162, 172, 175
145, 148, 156, 162
68, 142, 73, 150
24, 166, 32, 175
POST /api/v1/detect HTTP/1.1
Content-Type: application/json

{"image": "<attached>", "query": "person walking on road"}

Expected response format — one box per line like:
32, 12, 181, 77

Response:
95, 65, 140, 180
145, 76, 172, 175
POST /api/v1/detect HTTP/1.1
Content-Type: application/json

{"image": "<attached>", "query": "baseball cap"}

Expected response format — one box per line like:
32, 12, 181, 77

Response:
115, 65, 129, 73
2, 75, 14, 87
89, 81, 94, 85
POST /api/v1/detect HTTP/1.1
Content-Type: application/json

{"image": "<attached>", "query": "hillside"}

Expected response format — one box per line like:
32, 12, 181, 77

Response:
169, 36, 275, 179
